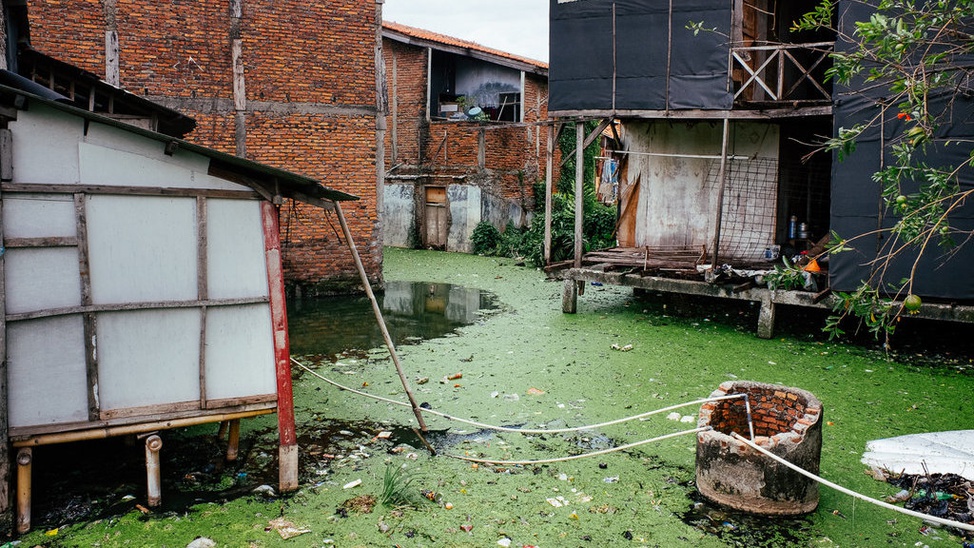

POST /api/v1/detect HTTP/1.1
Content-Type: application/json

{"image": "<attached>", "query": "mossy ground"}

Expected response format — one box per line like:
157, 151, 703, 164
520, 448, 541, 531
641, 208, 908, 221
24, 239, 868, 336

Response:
19, 248, 974, 547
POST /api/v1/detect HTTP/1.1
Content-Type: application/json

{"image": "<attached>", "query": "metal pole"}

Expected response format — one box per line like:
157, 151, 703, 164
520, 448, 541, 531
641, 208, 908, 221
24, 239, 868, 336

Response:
334, 202, 429, 431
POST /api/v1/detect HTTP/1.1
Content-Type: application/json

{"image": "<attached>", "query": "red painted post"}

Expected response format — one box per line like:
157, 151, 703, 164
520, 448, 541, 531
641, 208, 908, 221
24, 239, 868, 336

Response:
261, 201, 298, 492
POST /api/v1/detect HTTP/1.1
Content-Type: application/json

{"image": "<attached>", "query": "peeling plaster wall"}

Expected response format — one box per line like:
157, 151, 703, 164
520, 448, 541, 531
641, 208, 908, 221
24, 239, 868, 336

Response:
383, 184, 416, 248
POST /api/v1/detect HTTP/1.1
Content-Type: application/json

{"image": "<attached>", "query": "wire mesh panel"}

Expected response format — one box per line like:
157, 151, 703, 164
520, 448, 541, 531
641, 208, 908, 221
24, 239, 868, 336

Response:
711, 156, 780, 264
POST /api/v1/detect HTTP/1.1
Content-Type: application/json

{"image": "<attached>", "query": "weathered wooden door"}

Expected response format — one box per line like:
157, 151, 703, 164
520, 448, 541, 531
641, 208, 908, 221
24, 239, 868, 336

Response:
424, 186, 448, 249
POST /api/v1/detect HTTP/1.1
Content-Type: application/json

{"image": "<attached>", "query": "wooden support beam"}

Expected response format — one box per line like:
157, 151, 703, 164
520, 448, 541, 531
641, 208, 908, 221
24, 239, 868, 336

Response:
544, 123, 554, 264
260, 202, 298, 493
573, 123, 584, 268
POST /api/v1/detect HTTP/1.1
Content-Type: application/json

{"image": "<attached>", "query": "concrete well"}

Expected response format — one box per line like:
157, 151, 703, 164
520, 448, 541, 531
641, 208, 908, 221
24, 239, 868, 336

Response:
695, 381, 823, 515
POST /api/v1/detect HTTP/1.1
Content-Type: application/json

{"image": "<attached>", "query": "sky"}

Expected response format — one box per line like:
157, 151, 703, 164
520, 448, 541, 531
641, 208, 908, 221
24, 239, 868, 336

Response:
382, 0, 550, 63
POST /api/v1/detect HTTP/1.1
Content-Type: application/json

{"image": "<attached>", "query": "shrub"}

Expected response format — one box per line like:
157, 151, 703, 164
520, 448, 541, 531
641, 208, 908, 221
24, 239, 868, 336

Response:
471, 221, 502, 255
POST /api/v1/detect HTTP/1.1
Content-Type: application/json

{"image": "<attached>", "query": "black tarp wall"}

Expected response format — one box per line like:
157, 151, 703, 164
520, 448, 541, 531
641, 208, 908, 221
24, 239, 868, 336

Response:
829, 0, 974, 300
549, 0, 733, 112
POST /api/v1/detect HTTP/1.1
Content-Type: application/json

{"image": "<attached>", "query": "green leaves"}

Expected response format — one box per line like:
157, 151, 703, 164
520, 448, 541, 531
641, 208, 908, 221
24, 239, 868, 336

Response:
801, 0, 974, 342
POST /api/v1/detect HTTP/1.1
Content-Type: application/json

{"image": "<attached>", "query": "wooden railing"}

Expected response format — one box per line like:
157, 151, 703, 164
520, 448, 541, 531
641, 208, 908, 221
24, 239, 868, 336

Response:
730, 42, 834, 103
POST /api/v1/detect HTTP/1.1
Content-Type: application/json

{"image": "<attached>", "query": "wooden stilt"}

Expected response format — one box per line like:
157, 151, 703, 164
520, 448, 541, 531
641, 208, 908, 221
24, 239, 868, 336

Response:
226, 419, 241, 462
217, 420, 229, 440
144, 435, 162, 507
574, 122, 584, 269
15, 448, 31, 534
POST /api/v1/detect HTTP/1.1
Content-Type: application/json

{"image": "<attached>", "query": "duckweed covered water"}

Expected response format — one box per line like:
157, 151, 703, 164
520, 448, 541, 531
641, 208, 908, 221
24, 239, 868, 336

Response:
17, 248, 974, 547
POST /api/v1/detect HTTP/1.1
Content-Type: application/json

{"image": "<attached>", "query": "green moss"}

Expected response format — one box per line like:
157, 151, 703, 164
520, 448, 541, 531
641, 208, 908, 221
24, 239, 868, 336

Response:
20, 248, 973, 547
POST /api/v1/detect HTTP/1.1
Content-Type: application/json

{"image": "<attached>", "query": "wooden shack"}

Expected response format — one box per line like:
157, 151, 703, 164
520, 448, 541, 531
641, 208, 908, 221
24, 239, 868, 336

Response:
546, 0, 974, 336
0, 72, 356, 532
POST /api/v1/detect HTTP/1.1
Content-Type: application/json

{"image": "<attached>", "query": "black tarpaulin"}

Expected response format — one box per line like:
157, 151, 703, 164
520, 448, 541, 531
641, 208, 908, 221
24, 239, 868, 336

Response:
549, 0, 733, 113
829, 0, 974, 300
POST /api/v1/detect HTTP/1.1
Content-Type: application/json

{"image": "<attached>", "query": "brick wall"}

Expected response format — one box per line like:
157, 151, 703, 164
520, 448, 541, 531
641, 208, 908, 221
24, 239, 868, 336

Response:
383, 37, 559, 236
27, 0, 381, 294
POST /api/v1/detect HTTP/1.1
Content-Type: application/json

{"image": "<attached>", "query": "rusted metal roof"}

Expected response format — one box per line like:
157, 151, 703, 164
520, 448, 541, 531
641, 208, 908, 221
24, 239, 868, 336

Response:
383, 21, 548, 76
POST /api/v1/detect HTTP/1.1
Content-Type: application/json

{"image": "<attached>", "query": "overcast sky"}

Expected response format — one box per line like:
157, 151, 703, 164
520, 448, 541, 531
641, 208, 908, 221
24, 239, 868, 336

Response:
382, 0, 550, 63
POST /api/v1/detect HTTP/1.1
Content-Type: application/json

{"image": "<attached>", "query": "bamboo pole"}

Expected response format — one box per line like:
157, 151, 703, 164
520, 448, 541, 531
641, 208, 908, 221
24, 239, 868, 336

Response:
710, 118, 731, 268
334, 202, 429, 432
226, 419, 240, 462
144, 435, 162, 507
11, 409, 273, 448
15, 448, 29, 534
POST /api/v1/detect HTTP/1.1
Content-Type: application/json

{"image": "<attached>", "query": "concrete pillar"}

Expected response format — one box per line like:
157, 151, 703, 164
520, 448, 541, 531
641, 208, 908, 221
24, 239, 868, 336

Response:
757, 298, 776, 339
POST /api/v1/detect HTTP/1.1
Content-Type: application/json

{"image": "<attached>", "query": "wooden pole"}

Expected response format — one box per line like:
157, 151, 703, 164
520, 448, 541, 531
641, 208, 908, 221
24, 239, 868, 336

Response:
544, 123, 554, 264
574, 122, 584, 268
374, 0, 388, 241
260, 202, 299, 493
710, 118, 731, 268
334, 202, 429, 432
0, 161, 10, 533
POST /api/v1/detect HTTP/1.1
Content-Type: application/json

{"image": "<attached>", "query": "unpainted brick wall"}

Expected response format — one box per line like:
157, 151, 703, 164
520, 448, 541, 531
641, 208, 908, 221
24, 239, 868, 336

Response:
383, 38, 560, 228
27, 0, 381, 294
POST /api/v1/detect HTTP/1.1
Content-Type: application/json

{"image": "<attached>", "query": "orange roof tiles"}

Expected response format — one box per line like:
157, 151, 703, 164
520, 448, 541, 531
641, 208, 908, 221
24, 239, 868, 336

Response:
382, 21, 548, 70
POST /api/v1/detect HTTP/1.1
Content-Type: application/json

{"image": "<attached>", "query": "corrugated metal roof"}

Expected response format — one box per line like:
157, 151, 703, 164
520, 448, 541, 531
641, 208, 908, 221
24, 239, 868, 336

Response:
383, 21, 548, 74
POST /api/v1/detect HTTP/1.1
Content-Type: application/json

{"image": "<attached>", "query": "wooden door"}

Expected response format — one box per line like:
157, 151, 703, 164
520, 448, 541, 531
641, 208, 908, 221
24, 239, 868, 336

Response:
424, 186, 448, 249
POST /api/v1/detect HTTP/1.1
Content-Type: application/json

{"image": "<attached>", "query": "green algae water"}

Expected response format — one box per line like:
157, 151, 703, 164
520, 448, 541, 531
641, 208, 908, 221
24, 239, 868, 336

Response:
18, 248, 974, 548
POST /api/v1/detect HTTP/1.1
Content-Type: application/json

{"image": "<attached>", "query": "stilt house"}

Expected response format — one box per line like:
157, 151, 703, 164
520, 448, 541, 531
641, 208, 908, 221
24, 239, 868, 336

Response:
547, 0, 974, 335
0, 72, 355, 533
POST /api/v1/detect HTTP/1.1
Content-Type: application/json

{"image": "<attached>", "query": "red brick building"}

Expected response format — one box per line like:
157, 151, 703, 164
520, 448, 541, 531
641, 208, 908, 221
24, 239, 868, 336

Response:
24, 0, 383, 295
381, 22, 553, 252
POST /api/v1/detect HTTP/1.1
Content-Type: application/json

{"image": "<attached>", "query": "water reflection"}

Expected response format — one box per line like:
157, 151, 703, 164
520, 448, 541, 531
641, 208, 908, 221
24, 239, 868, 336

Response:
287, 281, 500, 359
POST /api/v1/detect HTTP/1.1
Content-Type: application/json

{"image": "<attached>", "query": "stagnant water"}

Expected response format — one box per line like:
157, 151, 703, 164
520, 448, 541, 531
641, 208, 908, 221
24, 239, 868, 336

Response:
26, 281, 501, 528
288, 280, 502, 359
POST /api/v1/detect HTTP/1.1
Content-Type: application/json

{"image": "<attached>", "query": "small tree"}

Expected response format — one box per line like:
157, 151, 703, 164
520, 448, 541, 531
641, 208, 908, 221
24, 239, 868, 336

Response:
796, 0, 974, 343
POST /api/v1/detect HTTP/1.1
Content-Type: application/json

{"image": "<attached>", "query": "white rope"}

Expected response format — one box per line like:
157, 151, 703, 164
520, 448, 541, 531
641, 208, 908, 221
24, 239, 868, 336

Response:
448, 427, 709, 466
292, 357, 744, 434
731, 432, 974, 533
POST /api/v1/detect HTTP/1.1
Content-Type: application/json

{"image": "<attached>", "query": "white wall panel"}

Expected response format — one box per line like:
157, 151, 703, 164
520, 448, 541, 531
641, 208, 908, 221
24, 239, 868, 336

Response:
204, 304, 276, 400
84, 123, 210, 172
8, 316, 89, 427
86, 195, 198, 304
79, 141, 246, 191
206, 199, 269, 299
5, 248, 81, 314
2, 194, 76, 238
97, 309, 201, 410
8, 105, 83, 184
